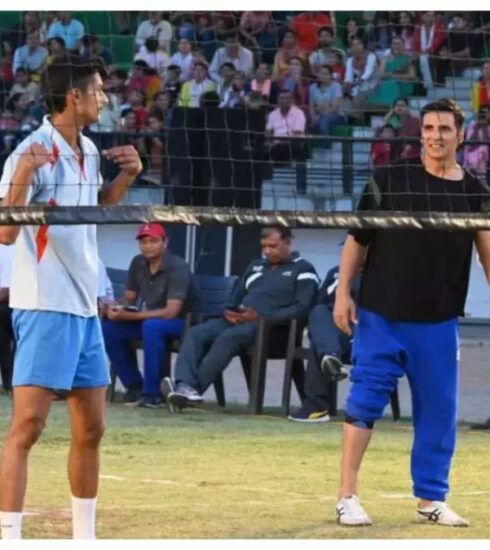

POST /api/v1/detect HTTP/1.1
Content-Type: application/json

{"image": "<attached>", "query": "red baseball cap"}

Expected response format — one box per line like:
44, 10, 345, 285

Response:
136, 223, 167, 240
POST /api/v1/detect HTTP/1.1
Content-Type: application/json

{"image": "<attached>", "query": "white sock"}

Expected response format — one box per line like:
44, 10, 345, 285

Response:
71, 496, 97, 539
0, 511, 23, 539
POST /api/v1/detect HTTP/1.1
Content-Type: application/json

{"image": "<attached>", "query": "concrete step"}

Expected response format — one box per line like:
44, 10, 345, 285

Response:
462, 67, 482, 80
432, 86, 471, 101
445, 76, 475, 89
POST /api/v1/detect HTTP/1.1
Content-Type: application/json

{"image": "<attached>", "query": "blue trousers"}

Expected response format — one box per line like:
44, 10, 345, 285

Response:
348, 308, 459, 501
102, 318, 184, 396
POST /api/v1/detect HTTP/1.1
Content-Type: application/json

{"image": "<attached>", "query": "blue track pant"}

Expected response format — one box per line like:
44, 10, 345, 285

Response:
103, 318, 184, 396
347, 308, 459, 502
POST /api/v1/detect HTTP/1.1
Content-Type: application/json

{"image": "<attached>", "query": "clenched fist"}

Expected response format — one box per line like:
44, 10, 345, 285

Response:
102, 145, 143, 177
19, 143, 55, 170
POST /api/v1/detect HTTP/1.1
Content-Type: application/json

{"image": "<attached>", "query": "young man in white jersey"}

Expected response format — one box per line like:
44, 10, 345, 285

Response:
0, 54, 142, 539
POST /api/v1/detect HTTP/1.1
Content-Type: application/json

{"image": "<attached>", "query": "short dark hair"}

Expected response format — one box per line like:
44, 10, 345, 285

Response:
421, 98, 465, 130
194, 61, 208, 71
145, 37, 159, 53
82, 34, 98, 47
318, 25, 334, 37
393, 97, 408, 107
41, 54, 106, 114
220, 62, 235, 71
48, 36, 65, 49
261, 225, 293, 240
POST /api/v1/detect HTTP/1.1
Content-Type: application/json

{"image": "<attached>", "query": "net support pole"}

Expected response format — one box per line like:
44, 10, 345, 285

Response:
224, 226, 233, 277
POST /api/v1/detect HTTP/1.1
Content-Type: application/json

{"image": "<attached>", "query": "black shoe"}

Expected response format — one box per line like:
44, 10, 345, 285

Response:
137, 395, 164, 409
469, 418, 490, 430
122, 386, 142, 404
321, 354, 348, 382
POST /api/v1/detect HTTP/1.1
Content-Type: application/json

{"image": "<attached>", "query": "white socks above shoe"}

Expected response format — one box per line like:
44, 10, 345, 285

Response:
71, 496, 97, 539
0, 511, 23, 539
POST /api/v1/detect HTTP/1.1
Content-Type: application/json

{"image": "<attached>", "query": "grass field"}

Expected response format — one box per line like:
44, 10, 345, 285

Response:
0, 394, 488, 540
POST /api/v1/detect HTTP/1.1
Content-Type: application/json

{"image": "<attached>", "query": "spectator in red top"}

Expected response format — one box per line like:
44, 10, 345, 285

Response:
125, 89, 148, 129
371, 124, 398, 167
413, 11, 446, 91
291, 12, 333, 52
127, 60, 162, 105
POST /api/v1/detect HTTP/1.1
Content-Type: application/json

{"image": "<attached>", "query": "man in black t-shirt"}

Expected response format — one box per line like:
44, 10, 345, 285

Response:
103, 223, 199, 409
333, 99, 490, 527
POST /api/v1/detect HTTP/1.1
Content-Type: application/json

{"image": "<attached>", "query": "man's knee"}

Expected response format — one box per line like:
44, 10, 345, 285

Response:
102, 319, 117, 339
308, 304, 330, 325
141, 319, 170, 343
213, 327, 252, 353
9, 413, 46, 450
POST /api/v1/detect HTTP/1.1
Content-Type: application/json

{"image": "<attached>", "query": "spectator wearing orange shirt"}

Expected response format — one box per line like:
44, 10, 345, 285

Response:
292, 12, 334, 52
127, 60, 162, 107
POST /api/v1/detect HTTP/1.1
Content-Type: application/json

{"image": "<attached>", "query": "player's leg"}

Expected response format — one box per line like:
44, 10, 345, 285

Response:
68, 316, 110, 539
337, 308, 405, 526
66, 387, 106, 539
404, 318, 468, 526
0, 309, 82, 539
0, 386, 53, 539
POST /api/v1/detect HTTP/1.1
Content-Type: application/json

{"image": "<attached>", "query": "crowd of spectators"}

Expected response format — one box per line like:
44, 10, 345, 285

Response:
1, 11, 490, 177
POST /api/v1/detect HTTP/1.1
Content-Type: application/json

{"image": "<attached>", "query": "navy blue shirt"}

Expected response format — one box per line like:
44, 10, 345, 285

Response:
229, 252, 319, 319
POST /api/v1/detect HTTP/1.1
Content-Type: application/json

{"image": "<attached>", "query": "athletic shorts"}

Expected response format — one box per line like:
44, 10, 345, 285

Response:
12, 309, 110, 391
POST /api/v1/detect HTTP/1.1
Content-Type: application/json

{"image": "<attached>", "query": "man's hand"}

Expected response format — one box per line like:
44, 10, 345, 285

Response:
20, 143, 55, 170
107, 306, 138, 322
224, 307, 259, 324
333, 291, 357, 336
102, 145, 143, 177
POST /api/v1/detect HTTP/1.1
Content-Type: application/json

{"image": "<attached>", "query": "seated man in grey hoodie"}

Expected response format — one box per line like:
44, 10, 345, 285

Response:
162, 225, 319, 411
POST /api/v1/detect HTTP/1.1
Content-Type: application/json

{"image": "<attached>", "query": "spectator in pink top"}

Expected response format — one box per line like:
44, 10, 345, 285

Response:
265, 89, 308, 194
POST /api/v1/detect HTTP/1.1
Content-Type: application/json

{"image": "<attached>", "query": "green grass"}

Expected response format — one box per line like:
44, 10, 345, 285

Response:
0, 394, 488, 539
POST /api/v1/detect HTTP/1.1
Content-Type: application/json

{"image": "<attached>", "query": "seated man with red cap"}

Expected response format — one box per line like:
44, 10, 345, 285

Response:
102, 223, 199, 408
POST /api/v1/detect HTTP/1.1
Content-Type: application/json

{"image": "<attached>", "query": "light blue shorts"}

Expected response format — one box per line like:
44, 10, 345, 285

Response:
12, 309, 110, 391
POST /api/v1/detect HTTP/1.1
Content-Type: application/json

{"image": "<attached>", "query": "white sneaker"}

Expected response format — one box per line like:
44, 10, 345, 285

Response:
336, 495, 372, 526
417, 501, 469, 527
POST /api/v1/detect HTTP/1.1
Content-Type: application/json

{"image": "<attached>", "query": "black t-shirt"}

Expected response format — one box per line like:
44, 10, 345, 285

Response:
126, 252, 199, 317
349, 160, 490, 322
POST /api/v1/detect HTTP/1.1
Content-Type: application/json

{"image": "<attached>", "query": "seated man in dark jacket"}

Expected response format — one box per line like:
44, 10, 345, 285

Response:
162, 225, 319, 411
103, 223, 199, 408
288, 265, 360, 423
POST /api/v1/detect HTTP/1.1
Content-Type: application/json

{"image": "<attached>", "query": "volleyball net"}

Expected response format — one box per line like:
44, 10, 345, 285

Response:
1, 11, 490, 228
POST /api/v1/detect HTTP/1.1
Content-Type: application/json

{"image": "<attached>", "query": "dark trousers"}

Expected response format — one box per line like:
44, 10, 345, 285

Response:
174, 318, 257, 394
302, 304, 352, 411
0, 303, 13, 390
268, 140, 308, 194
